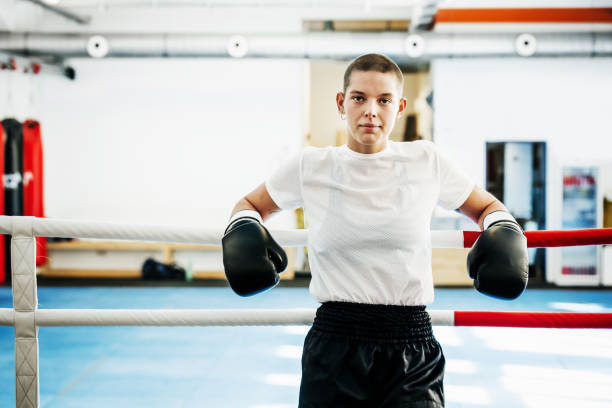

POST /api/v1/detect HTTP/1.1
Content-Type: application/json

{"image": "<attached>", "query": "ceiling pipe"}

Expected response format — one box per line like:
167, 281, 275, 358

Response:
0, 32, 611, 60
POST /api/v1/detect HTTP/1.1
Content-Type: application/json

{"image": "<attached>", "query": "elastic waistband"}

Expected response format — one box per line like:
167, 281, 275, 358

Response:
312, 301, 434, 343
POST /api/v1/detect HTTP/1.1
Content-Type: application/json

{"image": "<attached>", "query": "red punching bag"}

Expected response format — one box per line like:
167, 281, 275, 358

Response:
23, 119, 46, 266
0, 123, 5, 284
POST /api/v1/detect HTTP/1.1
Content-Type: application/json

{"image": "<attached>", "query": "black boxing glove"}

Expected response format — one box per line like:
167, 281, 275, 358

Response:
467, 211, 529, 300
222, 210, 288, 297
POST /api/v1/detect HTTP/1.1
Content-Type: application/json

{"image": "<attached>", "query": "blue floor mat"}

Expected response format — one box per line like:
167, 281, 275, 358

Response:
1, 287, 611, 407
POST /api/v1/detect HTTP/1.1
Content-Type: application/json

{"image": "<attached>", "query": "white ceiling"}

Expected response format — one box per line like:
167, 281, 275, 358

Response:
0, 0, 417, 33
1, 0, 611, 34
0, 0, 610, 62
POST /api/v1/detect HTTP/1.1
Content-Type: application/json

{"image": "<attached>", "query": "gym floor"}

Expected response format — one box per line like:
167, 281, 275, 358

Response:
1, 286, 611, 408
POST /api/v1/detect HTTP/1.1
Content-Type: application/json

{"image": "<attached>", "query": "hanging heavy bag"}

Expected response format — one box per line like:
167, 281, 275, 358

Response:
2, 118, 24, 283
23, 119, 47, 266
0, 122, 5, 284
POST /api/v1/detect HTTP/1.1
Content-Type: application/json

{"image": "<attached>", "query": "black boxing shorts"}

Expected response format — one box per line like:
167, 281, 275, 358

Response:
298, 302, 445, 408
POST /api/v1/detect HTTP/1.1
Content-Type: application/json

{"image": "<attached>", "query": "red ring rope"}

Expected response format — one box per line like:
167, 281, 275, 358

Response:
454, 311, 612, 328
463, 228, 612, 248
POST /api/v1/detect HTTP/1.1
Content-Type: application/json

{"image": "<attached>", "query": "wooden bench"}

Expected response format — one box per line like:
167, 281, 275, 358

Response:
40, 240, 295, 280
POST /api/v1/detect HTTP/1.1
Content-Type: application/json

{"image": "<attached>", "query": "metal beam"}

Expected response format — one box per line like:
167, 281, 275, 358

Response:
22, 0, 91, 25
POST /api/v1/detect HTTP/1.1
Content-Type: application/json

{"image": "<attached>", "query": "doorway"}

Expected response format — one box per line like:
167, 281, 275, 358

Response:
486, 142, 547, 281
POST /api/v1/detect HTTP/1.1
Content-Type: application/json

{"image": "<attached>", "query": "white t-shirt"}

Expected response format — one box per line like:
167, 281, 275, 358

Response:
265, 140, 474, 306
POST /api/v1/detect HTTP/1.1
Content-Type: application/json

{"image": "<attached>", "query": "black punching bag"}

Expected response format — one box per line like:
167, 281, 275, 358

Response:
2, 118, 24, 283
0, 123, 5, 284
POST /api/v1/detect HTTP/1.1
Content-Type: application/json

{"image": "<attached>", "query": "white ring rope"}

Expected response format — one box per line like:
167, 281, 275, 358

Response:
0, 216, 464, 248
3, 309, 609, 329
0, 308, 454, 326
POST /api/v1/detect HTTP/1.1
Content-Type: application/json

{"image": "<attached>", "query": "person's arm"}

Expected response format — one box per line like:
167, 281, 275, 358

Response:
223, 182, 287, 297
457, 186, 529, 300
458, 186, 507, 230
224, 150, 303, 297
230, 182, 280, 221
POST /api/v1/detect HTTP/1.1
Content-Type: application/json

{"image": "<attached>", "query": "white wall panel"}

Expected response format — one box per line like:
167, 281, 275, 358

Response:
22, 58, 306, 229
433, 57, 612, 194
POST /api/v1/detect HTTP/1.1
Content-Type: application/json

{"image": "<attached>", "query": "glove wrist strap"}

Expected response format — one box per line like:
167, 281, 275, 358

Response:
483, 210, 518, 230
227, 210, 263, 230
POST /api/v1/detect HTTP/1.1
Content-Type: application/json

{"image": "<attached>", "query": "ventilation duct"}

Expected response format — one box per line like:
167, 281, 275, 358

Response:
1, 32, 611, 60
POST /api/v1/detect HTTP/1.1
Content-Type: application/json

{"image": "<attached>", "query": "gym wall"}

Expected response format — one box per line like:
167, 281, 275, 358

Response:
24, 58, 307, 229
432, 57, 612, 201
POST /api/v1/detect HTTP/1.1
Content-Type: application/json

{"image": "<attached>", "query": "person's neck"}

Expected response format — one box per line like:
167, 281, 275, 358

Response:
347, 140, 387, 155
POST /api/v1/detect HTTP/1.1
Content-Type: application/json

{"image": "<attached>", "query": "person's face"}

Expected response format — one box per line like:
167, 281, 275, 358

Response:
336, 70, 407, 154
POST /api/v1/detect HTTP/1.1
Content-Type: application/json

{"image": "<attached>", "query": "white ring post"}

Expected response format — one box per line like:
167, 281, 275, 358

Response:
10, 217, 39, 408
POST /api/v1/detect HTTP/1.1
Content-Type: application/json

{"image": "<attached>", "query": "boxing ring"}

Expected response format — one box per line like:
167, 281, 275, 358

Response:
1, 216, 612, 408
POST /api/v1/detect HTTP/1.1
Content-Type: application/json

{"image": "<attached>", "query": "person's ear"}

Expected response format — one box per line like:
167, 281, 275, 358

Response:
336, 92, 345, 115
397, 97, 407, 118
